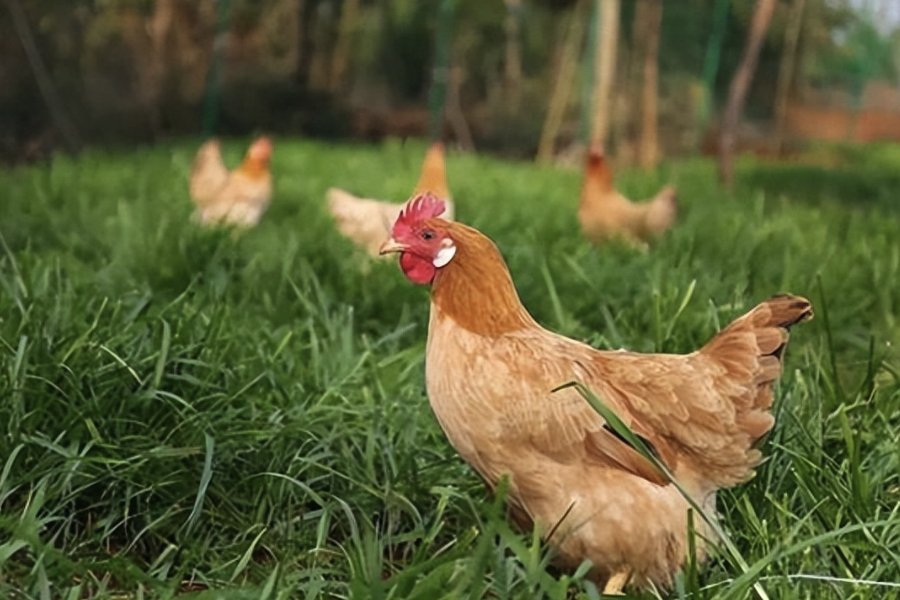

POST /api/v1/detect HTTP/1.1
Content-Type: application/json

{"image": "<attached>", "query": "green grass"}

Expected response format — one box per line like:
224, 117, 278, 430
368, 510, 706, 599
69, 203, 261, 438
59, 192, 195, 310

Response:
0, 138, 899, 599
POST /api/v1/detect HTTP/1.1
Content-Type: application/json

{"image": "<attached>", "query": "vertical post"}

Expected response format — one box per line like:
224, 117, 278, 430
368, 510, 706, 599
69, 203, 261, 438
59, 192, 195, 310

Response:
202, 0, 233, 137
772, 0, 806, 154
697, 0, 730, 148
503, 0, 523, 112
428, 0, 456, 142
579, 0, 599, 145
590, 0, 620, 150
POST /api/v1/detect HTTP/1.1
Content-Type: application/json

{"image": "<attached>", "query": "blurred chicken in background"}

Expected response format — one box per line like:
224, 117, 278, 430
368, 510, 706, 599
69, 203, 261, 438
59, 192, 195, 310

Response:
189, 137, 273, 228
326, 142, 454, 256
578, 146, 677, 249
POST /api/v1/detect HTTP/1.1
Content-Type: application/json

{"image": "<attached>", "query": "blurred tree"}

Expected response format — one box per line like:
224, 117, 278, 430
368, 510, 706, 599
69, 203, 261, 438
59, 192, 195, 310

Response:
718, 0, 777, 188
0, 0, 891, 160
536, 0, 587, 163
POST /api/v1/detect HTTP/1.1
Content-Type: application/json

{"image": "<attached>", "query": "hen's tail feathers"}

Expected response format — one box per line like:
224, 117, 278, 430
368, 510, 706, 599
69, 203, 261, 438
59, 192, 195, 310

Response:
644, 186, 678, 235
413, 142, 451, 200
583, 146, 614, 195
189, 140, 228, 207
702, 294, 813, 444
326, 188, 360, 224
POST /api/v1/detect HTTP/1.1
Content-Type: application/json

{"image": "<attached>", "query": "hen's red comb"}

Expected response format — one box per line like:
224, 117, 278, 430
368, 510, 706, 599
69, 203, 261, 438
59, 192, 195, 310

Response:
393, 193, 446, 235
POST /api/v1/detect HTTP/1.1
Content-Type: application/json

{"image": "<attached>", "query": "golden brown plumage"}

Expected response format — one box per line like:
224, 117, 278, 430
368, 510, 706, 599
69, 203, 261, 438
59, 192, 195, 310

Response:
578, 147, 677, 248
189, 137, 273, 228
381, 194, 812, 592
327, 142, 454, 256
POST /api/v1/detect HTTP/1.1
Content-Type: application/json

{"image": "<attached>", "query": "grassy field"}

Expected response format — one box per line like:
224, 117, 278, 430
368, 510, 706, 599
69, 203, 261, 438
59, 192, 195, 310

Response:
1, 139, 899, 599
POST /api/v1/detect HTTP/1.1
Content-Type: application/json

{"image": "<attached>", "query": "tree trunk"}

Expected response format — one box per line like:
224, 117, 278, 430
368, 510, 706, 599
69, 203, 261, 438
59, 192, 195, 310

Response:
590, 0, 620, 150
536, 0, 587, 164
329, 0, 359, 92
772, 0, 806, 155
637, 0, 662, 170
718, 0, 777, 189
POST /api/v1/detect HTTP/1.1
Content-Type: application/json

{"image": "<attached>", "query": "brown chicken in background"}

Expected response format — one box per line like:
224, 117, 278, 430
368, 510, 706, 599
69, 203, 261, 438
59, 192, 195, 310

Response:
189, 137, 273, 228
380, 194, 812, 594
578, 146, 677, 249
326, 142, 454, 256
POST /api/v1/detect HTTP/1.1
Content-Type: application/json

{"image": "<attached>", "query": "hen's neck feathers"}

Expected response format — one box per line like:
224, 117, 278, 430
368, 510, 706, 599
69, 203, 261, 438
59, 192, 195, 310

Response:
581, 153, 615, 206
430, 222, 538, 337
238, 157, 270, 180
413, 144, 451, 200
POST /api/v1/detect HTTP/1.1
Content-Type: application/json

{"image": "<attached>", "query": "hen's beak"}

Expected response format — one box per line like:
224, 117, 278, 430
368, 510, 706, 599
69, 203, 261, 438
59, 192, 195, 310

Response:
379, 238, 407, 255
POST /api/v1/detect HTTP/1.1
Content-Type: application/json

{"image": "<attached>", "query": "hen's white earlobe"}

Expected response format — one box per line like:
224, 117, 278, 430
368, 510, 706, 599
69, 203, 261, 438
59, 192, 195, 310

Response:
433, 242, 457, 268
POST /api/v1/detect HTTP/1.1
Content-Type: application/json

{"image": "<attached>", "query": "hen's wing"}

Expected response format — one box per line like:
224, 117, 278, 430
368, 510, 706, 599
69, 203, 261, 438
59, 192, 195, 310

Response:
513, 295, 812, 492
190, 140, 229, 207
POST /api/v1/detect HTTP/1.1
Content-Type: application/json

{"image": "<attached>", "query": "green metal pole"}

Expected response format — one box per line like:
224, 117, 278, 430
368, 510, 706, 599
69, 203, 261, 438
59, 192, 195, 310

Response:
428, 0, 456, 141
579, 0, 599, 145
699, 0, 730, 130
201, 0, 233, 137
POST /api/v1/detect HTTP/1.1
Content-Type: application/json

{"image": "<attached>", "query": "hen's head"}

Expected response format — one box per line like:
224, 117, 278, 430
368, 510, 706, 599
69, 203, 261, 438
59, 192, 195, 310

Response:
247, 137, 273, 165
380, 193, 455, 285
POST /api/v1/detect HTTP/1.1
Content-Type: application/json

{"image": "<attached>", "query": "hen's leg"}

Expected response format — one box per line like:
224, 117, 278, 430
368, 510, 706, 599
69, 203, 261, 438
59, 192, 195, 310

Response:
602, 569, 631, 596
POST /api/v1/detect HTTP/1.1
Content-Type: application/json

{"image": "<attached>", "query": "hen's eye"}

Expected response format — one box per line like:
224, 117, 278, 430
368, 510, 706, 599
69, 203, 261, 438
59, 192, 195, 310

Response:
421, 231, 434, 240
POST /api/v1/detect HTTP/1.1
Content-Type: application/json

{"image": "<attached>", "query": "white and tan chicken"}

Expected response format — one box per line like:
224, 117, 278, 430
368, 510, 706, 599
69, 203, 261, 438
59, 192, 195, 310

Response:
189, 137, 273, 228
326, 142, 454, 256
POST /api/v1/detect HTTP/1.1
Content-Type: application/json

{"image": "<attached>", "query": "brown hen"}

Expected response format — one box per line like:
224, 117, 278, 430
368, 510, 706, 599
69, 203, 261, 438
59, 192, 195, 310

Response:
380, 194, 812, 594
578, 147, 677, 249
